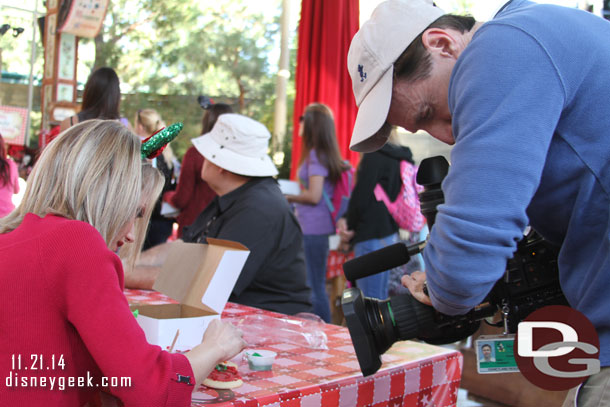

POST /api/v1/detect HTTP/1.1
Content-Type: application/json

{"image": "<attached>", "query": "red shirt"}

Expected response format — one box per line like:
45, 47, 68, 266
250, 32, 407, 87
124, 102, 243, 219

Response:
0, 214, 194, 406
163, 146, 216, 237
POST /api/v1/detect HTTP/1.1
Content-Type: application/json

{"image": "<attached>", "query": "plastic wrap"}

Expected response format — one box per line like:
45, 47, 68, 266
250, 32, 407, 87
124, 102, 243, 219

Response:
234, 313, 328, 350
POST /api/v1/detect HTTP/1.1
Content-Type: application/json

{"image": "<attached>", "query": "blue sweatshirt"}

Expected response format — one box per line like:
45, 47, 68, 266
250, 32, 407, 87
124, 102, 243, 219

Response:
424, 0, 610, 364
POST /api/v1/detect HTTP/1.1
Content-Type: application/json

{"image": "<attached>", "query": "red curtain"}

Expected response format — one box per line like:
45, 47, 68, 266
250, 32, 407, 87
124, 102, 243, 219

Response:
290, 0, 360, 180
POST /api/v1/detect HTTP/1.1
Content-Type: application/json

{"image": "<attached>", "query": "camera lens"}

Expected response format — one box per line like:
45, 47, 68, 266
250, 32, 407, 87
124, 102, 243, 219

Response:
364, 298, 397, 356
350, 292, 440, 359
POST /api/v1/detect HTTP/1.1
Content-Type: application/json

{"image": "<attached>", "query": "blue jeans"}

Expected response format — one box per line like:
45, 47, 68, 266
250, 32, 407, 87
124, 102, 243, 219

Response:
354, 233, 400, 299
302, 234, 331, 323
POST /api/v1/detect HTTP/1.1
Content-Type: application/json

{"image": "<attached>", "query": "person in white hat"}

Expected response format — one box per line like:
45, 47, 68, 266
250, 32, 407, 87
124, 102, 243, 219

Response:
126, 114, 312, 316
348, 0, 610, 402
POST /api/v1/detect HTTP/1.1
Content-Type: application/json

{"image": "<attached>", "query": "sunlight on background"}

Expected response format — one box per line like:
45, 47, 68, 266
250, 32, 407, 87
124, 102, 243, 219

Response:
360, 0, 582, 23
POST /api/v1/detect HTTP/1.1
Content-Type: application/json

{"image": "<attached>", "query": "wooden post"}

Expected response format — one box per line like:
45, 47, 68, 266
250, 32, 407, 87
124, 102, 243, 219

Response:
272, 0, 291, 164
40, 0, 79, 133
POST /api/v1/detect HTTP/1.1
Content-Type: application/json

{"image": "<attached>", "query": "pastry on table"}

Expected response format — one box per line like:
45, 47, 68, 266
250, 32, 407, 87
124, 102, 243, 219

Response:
202, 362, 243, 389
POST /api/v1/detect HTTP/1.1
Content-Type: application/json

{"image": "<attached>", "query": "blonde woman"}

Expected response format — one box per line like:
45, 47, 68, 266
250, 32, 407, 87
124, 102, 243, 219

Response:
0, 120, 245, 406
135, 108, 177, 249
118, 160, 164, 267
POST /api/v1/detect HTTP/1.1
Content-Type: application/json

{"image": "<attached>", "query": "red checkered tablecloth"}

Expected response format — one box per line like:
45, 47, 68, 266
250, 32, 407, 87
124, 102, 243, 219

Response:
125, 289, 462, 407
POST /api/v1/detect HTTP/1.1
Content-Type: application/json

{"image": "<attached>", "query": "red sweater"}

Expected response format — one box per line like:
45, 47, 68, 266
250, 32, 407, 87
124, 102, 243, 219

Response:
0, 214, 194, 406
163, 146, 216, 237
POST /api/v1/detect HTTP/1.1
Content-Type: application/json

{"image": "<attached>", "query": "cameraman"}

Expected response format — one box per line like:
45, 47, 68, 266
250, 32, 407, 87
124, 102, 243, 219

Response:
347, 0, 610, 404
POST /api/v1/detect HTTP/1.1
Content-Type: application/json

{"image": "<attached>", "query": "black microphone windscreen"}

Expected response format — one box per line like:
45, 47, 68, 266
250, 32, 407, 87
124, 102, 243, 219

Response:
343, 243, 410, 282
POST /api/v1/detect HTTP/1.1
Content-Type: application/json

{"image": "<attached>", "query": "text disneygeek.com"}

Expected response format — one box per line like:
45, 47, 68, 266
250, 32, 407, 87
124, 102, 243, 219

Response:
6, 354, 131, 390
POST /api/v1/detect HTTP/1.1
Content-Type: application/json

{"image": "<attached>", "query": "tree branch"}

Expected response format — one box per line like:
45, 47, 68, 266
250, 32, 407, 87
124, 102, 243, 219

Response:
109, 12, 160, 43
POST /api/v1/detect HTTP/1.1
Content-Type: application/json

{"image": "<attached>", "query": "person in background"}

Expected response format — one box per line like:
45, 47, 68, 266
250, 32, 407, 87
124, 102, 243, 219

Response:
0, 134, 19, 218
285, 103, 348, 323
163, 103, 233, 237
59, 67, 121, 132
125, 114, 312, 316
337, 131, 415, 299
0, 120, 245, 406
134, 108, 177, 249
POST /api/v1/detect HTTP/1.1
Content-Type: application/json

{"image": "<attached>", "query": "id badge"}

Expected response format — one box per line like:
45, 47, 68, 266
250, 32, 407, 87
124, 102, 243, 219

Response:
475, 334, 519, 374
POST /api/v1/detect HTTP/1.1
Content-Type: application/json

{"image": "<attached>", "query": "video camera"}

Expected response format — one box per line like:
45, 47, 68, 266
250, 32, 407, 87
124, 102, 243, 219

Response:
341, 156, 568, 376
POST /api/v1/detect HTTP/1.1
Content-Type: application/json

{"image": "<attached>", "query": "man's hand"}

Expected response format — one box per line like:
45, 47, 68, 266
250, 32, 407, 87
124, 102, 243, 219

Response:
401, 271, 432, 306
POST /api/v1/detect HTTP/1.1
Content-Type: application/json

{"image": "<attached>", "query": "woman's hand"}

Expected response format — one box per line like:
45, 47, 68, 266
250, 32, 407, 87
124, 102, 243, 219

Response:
203, 319, 246, 363
286, 175, 325, 205
185, 319, 246, 384
336, 218, 354, 252
401, 271, 432, 306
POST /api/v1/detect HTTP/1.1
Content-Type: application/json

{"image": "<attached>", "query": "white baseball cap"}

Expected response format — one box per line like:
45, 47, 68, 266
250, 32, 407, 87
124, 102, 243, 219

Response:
347, 0, 445, 152
192, 114, 278, 177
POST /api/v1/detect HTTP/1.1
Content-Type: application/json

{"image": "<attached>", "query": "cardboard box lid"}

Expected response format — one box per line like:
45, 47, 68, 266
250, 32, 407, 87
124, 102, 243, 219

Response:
153, 238, 250, 314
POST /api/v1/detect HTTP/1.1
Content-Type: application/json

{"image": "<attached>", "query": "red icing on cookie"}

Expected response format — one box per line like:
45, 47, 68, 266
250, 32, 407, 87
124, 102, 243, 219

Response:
208, 364, 241, 382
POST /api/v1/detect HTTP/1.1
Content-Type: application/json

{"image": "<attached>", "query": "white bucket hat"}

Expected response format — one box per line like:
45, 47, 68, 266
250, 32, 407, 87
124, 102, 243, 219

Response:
347, 0, 444, 152
192, 114, 278, 177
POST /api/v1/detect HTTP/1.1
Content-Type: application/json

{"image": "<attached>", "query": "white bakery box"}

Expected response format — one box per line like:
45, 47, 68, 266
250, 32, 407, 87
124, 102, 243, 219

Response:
131, 238, 249, 351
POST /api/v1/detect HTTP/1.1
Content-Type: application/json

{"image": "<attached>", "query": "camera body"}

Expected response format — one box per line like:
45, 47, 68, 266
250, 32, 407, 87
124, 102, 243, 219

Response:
341, 156, 568, 376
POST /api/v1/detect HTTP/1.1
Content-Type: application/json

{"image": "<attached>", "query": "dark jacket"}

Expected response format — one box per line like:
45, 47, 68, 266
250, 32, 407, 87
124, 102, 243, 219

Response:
345, 143, 414, 244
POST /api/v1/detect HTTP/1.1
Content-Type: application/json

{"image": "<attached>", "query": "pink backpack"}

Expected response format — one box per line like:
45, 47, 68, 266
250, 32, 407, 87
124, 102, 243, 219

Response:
322, 164, 355, 227
373, 160, 425, 232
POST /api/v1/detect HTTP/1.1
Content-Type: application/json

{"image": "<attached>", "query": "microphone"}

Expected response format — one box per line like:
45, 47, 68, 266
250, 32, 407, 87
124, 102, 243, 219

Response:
343, 241, 426, 284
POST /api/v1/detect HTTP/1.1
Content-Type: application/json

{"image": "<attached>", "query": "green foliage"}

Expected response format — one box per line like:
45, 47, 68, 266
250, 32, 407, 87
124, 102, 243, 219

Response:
439, 0, 476, 15
2, 0, 294, 167
452, 0, 475, 14
79, 0, 286, 161
0, 8, 44, 78
85, 0, 280, 103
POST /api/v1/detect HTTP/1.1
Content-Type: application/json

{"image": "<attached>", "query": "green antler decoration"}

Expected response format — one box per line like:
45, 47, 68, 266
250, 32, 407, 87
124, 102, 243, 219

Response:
141, 122, 183, 159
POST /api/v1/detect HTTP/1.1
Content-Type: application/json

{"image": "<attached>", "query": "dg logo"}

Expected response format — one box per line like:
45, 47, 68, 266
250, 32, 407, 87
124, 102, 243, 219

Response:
515, 305, 600, 391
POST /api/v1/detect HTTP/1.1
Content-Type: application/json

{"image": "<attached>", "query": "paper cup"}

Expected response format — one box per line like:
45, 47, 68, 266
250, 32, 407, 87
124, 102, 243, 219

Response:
245, 350, 277, 371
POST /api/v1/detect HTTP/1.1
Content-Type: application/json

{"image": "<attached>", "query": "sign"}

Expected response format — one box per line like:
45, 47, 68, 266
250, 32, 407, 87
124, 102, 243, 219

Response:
515, 305, 600, 391
475, 335, 518, 374
57, 0, 109, 38
0, 106, 28, 145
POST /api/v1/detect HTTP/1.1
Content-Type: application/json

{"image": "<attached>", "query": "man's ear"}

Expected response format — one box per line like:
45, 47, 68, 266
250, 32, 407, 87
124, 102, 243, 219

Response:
421, 28, 459, 59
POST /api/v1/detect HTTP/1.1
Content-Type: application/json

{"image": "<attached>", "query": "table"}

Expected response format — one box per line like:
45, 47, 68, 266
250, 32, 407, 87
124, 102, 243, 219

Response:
126, 289, 463, 407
